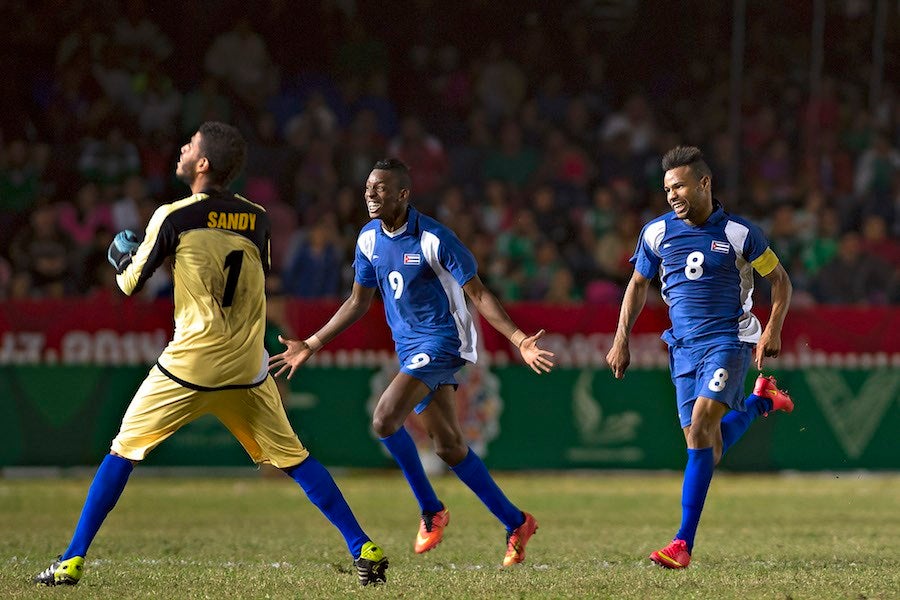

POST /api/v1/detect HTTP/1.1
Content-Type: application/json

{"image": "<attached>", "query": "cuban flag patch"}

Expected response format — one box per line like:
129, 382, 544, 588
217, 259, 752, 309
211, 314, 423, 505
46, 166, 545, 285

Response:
710, 240, 730, 254
404, 253, 421, 265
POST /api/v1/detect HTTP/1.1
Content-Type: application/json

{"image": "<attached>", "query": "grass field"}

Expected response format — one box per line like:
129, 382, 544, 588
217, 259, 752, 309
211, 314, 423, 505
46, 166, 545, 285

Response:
1, 471, 897, 599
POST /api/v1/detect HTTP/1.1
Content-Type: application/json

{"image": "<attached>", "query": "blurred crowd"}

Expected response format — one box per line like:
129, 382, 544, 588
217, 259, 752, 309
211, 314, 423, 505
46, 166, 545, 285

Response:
1, 0, 898, 305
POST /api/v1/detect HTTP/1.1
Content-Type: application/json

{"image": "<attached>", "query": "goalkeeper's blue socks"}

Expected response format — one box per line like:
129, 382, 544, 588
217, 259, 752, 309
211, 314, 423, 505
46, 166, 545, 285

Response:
284, 457, 369, 559
380, 427, 443, 514
720, 393, 770, 455
675, 447, 715, 552
451, 448, 523, 531
62, 453, 133, 560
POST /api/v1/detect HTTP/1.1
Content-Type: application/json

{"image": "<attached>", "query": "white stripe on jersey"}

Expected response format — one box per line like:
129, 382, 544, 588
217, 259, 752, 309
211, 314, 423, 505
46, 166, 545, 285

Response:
643, 219, 670, 304
420, 231, 478, 363
724, 220, 762, 344
357, 229, 376, 260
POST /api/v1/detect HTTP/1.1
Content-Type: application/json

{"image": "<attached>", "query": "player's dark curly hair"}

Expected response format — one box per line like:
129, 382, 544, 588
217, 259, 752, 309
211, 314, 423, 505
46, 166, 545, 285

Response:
198, 121, 247, 187
661, 145, 712, 179
372, 158, 412, 189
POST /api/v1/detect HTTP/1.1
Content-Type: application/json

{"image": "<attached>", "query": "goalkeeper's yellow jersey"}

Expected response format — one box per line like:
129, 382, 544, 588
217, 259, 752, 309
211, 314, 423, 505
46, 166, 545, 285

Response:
117, 190, 271, 390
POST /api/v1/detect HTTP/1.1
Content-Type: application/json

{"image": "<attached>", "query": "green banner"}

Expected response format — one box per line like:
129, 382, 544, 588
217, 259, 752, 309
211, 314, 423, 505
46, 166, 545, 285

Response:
1, 366, 897, 470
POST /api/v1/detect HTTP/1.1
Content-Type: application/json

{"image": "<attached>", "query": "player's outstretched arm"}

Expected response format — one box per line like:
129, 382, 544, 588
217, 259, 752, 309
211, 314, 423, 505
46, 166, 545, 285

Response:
269, 283, 376, 379
462, 275, 555, 374
755, 262, 792, 370
606, 270, 651, 379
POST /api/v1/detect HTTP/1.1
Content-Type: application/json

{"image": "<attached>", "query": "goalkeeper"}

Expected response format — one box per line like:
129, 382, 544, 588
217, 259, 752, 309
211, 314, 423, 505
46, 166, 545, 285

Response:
33, 122, 388, 588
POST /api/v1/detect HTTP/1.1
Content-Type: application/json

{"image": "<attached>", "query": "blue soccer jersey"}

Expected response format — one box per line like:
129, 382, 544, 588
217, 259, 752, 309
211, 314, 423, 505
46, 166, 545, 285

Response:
354, 206, 478, 363
632, 203, 780, 347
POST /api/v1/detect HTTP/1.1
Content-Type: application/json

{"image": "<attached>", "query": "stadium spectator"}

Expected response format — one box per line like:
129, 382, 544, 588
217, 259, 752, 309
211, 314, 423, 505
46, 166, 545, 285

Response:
281, 218, 343, 298
57, 181, 114, 246
483, 119, 540, 190
78, 123, 141, 186
386, 115, 448, 203
812, 231, 891, 305
204, 17, 279, 111
8, 199, 76, 298
0, 137, 45, 250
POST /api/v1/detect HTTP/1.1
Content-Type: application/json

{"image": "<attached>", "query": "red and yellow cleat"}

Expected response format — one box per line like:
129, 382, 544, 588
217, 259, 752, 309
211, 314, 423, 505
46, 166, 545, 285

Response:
753, 374, 794, 416
502, 512, 538, 567
414, 506, 450, 554
649, 538, 691, 569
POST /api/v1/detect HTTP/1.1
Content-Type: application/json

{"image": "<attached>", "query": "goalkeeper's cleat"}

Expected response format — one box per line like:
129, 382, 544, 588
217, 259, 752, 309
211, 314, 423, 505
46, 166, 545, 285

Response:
753, 374, 794, 416
414, 505, 450, 554
354, 541, 388, 586
649, 538, 691, 569
33, 555, 84, 586
502, 511, 538, 567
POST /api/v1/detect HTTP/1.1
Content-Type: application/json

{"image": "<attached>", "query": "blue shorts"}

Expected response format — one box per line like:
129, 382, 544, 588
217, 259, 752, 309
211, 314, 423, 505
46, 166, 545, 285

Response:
399, 351, 467, 414
669, 342, 752, 428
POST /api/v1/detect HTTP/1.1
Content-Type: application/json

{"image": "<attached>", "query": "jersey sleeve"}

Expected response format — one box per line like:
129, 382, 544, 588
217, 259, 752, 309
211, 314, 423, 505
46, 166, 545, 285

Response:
631, 223, 661, 280
742, 221, 780, 276
437, 229, 478, 286
116, 205, 178, 295
353, 229, 377, 288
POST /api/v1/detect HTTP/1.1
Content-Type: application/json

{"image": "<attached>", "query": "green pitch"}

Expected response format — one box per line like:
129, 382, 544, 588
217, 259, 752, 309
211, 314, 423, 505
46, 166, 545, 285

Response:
1, 472, 897, 599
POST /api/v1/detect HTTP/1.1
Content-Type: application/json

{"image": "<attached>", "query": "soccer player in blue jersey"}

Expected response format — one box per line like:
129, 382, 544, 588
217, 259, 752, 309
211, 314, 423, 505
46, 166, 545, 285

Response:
271, 158, 555, 566
606, 146, 794, 569
33, 122, 387, 587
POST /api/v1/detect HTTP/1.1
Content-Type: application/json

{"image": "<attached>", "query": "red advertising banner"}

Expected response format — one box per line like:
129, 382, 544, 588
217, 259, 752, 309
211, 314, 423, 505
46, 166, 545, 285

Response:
0, 298, 897, 366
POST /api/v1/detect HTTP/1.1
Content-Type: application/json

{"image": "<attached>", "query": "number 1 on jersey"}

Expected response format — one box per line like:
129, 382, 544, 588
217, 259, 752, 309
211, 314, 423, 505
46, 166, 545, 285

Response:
222, 250, 244, 307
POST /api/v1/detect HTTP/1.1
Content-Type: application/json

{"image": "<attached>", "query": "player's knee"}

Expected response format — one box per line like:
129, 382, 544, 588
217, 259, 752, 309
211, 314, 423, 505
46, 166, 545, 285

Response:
686, 418, 719, 448
371, 412, 401, 438
433, 440, 466, 466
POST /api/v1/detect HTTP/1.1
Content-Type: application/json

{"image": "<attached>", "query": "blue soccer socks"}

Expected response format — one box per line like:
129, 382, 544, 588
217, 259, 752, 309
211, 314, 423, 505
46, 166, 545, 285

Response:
720, 393, 769, 455
450, 448, 523, 531
284, 457, 369, 559
380, 427, 443, 514
62, 453, 133, 560
675, 447, 715, 553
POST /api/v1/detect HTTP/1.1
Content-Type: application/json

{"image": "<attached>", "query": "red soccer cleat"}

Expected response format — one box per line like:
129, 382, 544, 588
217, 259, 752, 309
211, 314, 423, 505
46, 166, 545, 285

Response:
502, 512, 538, 567
649, 538, 691, 569
414, 506, 450, 553
753, 374, 794, 416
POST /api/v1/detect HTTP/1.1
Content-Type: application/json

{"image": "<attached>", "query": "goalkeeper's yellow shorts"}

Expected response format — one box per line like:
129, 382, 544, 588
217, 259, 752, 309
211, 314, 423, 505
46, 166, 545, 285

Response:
111, 365, 308, 468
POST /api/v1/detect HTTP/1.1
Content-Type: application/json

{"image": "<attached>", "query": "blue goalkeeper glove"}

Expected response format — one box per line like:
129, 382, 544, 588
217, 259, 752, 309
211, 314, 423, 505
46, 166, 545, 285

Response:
108, 230, 141, 273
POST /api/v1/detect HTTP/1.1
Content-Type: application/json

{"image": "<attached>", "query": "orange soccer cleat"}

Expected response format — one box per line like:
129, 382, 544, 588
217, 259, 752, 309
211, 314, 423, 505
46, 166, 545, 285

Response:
753, 374, 794, 416
414, 506, 450, 554
649, 538, 691, 569
502, 512, 538, 567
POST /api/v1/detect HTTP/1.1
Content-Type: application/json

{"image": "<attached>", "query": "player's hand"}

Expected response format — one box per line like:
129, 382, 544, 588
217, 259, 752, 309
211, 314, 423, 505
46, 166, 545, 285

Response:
754, 329, 782, 371
268, 335, 315, 380
606, 340, 630, 379
107, 230, 140, 273
518, 329, 555, 374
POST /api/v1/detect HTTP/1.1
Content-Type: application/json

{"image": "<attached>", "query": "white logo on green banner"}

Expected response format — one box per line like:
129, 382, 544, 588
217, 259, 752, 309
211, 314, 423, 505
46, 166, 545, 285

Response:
567, 370, 643, 462
806, 369, 899, 459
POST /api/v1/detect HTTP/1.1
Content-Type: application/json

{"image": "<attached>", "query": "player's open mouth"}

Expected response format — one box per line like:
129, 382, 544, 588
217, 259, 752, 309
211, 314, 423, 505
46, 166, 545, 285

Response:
367, 202, 381, 213
671, 201, 686, 213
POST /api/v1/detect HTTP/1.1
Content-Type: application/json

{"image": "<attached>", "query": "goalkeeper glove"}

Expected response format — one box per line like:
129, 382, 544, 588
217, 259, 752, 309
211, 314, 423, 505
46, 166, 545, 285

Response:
108, 230, 141, 273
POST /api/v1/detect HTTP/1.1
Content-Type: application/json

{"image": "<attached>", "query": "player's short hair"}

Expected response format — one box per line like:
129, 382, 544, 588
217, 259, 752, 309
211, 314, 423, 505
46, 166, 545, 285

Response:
661, 145, 712, 180
372, 158, 412, 190
198, 121, 247, 187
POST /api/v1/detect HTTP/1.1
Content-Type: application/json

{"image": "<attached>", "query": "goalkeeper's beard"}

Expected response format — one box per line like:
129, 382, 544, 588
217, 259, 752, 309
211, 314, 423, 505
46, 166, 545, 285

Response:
176, 160, 198, 186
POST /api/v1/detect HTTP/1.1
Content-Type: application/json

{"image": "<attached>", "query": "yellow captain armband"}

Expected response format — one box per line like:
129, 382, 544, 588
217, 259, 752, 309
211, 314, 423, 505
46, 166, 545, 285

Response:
751, 247, 779, 276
